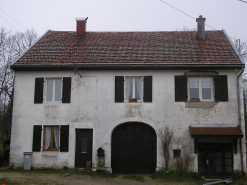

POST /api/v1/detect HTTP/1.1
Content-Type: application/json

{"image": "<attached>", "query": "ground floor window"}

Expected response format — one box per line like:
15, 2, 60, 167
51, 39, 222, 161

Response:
43, 126, 59, 151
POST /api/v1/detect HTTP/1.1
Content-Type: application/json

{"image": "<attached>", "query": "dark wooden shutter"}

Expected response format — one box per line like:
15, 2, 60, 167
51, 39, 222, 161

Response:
143, 76, 152, 102
214, 75, 228, 101
62, 77, 71, 103
34, 78, 44, 104
115, 76, 124, 102
60, 125, 69, 152
32, 125, 42, 152
175, 76, 188, 102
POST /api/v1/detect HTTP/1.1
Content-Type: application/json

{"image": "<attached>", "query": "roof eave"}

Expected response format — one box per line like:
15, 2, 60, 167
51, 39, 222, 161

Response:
10, 64, 245, 71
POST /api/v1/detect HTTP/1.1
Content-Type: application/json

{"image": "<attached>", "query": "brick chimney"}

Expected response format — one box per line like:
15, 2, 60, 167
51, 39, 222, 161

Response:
76, 17, 88, 36
196, 15, 206, 40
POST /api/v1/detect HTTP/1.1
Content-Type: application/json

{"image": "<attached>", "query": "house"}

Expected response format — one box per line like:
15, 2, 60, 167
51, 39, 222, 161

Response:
10, 16, 246, 178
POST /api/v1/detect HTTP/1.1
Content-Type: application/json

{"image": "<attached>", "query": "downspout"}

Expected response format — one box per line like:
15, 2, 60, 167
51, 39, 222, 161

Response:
237, 68, 244, 172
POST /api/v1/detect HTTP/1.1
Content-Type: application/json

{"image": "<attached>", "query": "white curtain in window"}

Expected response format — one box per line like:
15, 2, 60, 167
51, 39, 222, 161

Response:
135, 78, 142, 100
46, 79, 53, 101
126, 78, 133, 100
202, 78, 211, 88
45, 127, 51, 149
55, 79, 62, 101
189, 78, 199, 88
53, 127, 59, 149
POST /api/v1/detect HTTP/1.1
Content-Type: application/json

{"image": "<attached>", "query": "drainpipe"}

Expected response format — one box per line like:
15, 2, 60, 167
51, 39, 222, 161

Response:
237, 68, 244, 172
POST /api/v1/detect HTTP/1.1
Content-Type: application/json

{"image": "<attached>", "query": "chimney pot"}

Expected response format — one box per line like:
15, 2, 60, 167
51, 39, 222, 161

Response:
76, 17, 88, 36
196, 15, 206, 40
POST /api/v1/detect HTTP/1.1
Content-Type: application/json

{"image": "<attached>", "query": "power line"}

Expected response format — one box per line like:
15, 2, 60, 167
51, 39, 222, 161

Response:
158, 0, 238, 41
0, 7, 26, 31
0, 14, 21, 32
239, 0, 247, 3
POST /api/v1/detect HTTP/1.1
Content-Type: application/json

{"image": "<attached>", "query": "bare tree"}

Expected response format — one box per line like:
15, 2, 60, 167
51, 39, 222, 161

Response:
0, 27, 38, 138
158, 126, 174, 171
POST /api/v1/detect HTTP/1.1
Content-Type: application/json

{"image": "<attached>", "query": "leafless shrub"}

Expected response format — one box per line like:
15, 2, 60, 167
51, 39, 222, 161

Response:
158, 126, 174, 171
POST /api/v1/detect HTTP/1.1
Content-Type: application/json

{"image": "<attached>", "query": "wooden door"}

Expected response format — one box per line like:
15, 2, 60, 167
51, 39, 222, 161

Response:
198, 143, 233, 178
112, 122, 157, 174
75, 129, 93, 168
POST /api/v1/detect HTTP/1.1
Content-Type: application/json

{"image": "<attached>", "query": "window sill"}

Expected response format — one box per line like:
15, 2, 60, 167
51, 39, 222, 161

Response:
42, 151, 58, 157
185, 101, 218, 109
190, 99, 201, 102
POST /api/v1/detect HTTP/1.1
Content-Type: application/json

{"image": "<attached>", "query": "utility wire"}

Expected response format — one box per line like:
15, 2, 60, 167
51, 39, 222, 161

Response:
0, 7, 26, 31
158, 0, 238, 41
0, 14, 20, 32
239, 0, 247, 3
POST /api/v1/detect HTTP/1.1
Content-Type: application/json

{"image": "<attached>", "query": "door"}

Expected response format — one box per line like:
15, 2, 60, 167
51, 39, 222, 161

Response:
198, 143, 233, 178
112, 122, 157, 174
75, 129, 93, 168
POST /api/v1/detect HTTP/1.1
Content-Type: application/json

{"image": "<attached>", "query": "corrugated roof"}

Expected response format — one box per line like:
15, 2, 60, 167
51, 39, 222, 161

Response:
12, 30, 243, 68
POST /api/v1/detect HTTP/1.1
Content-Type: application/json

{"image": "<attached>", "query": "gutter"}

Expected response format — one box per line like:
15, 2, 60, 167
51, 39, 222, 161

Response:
237, 68, 244, 172
10, 64, 245, 71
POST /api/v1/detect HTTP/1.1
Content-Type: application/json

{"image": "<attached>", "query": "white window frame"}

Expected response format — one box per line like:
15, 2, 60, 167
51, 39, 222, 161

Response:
188, 76, 214, 101
124, 76, 143, 103
45, 78, 62, 102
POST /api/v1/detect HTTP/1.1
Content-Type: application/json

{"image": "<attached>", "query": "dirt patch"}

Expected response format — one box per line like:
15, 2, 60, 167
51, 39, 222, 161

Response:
0, 172, 193, 185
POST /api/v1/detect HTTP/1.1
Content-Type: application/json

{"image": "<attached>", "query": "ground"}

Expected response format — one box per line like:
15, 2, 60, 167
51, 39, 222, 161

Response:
0, 171, 199, 185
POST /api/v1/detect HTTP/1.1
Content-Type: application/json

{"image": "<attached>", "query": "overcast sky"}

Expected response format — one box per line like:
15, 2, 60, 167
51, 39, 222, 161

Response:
1, 0, 247, 43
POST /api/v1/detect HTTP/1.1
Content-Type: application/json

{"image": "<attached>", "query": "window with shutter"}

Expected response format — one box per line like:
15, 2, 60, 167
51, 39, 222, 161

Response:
115, 76, 124, 102
34, 78, 44, 104
175, 75, 228, 103
32, 125, 42, 152
60, 125, 69, 152
62, 77, 71, 103
175, 76, 188, 102
214, 75, 228, 102
115, 76, 152, 103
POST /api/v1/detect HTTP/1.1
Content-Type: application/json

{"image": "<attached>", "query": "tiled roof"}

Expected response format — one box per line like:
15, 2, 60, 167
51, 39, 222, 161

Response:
12, 30, 243, 68
189, 125, 243, 137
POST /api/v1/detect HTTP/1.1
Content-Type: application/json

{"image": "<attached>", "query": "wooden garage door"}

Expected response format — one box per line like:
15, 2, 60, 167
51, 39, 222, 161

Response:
112, 122, 157, 174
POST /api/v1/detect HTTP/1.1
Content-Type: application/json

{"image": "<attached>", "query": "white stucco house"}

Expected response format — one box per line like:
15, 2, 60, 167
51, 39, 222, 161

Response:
10, 16, 246, 178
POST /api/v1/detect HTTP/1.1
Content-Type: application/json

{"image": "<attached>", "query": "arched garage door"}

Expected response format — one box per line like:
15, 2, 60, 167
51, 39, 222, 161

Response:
112, 122, 157, 174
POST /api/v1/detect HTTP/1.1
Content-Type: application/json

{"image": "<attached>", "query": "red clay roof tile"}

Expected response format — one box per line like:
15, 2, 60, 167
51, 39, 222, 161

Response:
13, 30, 242, 67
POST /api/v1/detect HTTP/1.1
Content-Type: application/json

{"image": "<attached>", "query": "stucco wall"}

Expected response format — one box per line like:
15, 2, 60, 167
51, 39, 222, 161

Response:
10, 69, 246, 172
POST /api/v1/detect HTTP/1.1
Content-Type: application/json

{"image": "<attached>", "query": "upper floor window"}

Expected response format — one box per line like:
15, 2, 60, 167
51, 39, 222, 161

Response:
189, 77, 213, 101
46, 78, 62, 102
34, 77, 71, 104
126, 77, 142, 102
175, 75, 228, 102
115, 76, 152, 103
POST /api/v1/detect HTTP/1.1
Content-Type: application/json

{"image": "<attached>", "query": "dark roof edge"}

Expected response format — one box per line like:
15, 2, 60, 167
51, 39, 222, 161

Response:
11, 64, 245, 71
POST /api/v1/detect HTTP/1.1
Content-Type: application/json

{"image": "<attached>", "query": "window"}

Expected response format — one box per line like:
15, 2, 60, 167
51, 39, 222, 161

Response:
34, 77, 71, 104
125, 77, 142, 102
173, 149, 181, 158
189, 77, 213, 101
32, 125, 69, 152
46, 78, 62, 102
43, 126, 59, 151
175, 75, 228, 102
115, 76, 152, 103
